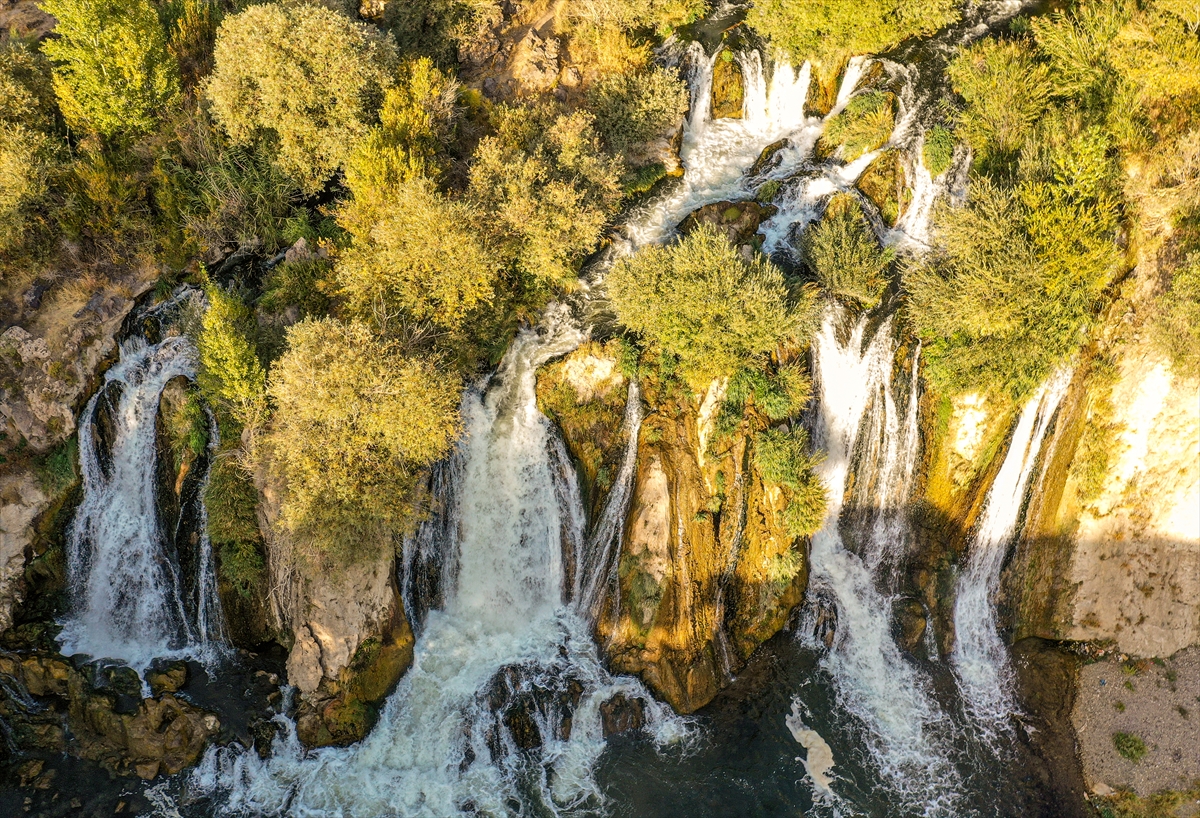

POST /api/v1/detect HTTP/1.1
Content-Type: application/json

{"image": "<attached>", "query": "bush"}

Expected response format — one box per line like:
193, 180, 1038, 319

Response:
1112, 731, 1148, 762
802, 193, 893, 308
904, 178, 1120, 399
41, 0, 179, 137
569, 0, 706, 36
468, 103, 622, 286
608, 225, 803, 385
823, 91, 895, 162
383, 0, 500, 64
587, 65, 689, 154
1151, 253, 1200, 379
205, 454, 265, 598
336, 176, 498, 330
947, 39, 1052, 173
923, 125, 955, 176
753, 427, 827, 537
197, 283, 267, 427
746, 0, 958, 69
0, 41, 59, 250
259, 257, 334, 320
159, 0, 222, 91
267, 318, 460, 562
1110, 5, 1200, 104
205, 2, 400, 193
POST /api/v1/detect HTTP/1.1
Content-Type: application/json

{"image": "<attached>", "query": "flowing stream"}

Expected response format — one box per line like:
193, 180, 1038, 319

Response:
951, 370, 1072, 736
58, 290, 225, 677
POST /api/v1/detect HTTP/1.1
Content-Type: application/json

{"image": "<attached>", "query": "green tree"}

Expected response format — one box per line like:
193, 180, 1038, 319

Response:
266, 318, 460, 561
746, 0, 958, 70
608, 224, 800, 384
947, 38, 1052, 172
822, 91, 895, 162
197, 282, 267, 427
468, 103, 623, 286
586, 65, 689, 154
1, 40, 59, 250
1110, 2, 1200, 104
1151, 253, 1200, 379
802, 193, 893, 308
205, 2, 400, 193
753, 427, 827, 537
41, 0, 179, 137
336, 176, 497, 330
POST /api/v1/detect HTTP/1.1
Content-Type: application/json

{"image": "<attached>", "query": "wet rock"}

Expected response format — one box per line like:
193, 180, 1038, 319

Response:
145, 659, 188, 696
600, 692, 646, 737
892, 598, 928, 655
710, 51, 743, 119
679, 200, 777, 247
0, 472, 51, 636
748, 138, 791, 178
856, 150, 906, 227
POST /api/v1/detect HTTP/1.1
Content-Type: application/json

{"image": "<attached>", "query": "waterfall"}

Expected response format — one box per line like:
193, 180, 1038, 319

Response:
194, 307, 686, 817
951, 369, 1072, 736
58, 290, 225, 677
802, 307, 960, 813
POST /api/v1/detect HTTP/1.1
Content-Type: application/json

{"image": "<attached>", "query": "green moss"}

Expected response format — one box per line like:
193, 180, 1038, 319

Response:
923, 125, 956, 176
1094, 786, 1200, 818
34, 435, 79, 496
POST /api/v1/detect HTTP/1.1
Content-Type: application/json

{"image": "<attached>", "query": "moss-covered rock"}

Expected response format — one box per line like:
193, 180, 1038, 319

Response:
710, 50, 743, 119
856, 149, 908, 227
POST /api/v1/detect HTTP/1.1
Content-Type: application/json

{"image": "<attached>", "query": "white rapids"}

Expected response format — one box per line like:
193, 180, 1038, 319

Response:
951, 369, 1073, 737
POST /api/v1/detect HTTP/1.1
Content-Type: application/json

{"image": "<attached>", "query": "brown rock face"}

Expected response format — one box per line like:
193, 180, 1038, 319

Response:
600, 692, 646, 737
710, 52, 744, 120
593, 379, 807, 714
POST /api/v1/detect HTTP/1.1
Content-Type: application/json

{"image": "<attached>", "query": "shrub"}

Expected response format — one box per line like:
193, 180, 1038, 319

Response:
267, 318, 460, 562
608, 225, 802, 385
947, 39, 1052, 173
468, 103, 622, 286
904, 178, 1119, 400
753, 427, 827, 537
802, 193, 893, 308
336, 176, 498, 330
1110, 5, 1200, 104
41, 0, 179, 137
259, 257, 334, 320
746, 0, 958, 69
383, 0, 500, 64
823, 91, 895, 162
587, 65, 689, 154
34, 436, 79, 495
569, 0, 706, 36
159, 0, 222, 90
197, 283, 267, 427
0, 41, 59, 250
205, 2, 400, 193
923, 125, 955, 176
205, 454, 265, 598
1112, 732, 1148, 762
1151, 253, 1200, 379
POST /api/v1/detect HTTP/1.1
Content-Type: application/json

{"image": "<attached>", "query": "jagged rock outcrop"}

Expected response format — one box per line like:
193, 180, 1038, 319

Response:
0, 471, 50, 636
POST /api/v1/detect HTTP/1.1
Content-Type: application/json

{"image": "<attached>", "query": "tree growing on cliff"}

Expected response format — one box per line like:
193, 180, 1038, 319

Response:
802, 193, 893, 308
40, 0, 179, 137
204, 2, 399, 193
197, 282, 266, 428
608, 225, 800, 385
586, 64, 690, 154
267, 318, 460, 562
468, 103, 623, 287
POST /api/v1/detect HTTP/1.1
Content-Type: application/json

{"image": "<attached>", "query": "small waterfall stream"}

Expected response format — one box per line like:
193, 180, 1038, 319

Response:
58, 290, 225, 676
952, 370, 1072, 736
802, 308, 960, 813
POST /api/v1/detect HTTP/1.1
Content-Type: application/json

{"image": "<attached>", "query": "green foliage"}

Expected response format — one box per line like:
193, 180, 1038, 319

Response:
259, 257, 334, 319
383, 0, 499, 64
923, 125, 955, 176
341, 57, 458, 233
205, 455, 265, 598
753, 427, 827, 537
823, 91, 895, 162
1112, 731, 1148, 762
1151, 253, 1200, 379
34, 436, 79, 495
267, 318, 460, 562
1111, 3, 1200, 104
905, 176, 1120, 399
608, 225, 802, 384
1032, 2, 1127, 106
802, 193, 893, 308
41, 0, 179, 137
205, 2, 399, 193
159, 0, 222, 90
0, 40, 59, 250
1068, 356, 1122, 505
197, 282, 266, 427
746, 0, 958, 69
569, 0, 707, 37
1096, 786, 1200, 818
468, 103, 622, 286
337, 176, 497, 330
587, 65, 689, 155
947, 38, 1052, 173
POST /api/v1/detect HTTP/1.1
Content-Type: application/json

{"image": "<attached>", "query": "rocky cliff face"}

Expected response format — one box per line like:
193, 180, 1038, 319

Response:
540, 345, 807, 713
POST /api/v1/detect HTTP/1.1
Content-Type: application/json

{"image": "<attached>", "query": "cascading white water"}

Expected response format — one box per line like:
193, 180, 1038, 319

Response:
194, 307, 686, 817
803, 307, 959, 812
951, 369, 1072, 736
58, 293, 225, 676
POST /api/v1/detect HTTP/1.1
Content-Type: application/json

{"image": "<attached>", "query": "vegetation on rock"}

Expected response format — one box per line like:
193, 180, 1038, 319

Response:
802, 193, 893, 308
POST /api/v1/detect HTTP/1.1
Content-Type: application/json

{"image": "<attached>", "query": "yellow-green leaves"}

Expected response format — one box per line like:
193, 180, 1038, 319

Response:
266, 318, 460, 561
204, 2, 399, 193
41, 0, 179, 137
197, 283, 266, 428
802, 193, 893, 309
608, 225, 800, 385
